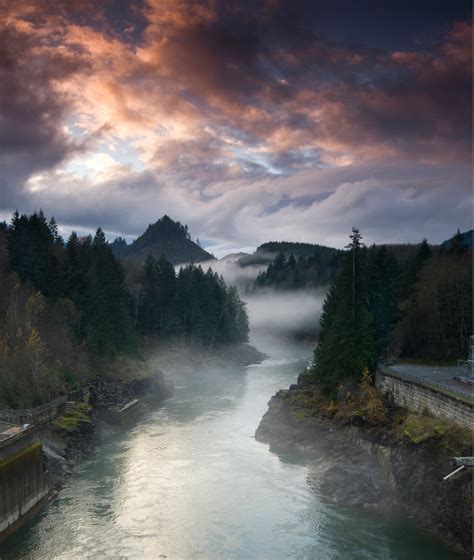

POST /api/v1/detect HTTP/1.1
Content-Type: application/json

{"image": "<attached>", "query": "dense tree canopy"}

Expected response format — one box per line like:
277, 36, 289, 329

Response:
0, 211, 249, 408
312, 229, 472, 397
254, 249, 340, 290
136, 255, 248, 346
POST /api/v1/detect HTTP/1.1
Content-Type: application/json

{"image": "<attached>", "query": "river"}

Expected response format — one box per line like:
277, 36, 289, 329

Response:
0, 331, 463, 559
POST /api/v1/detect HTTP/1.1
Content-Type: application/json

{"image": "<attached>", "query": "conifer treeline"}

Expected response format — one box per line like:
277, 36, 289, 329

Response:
136, 254, 249, 346
312, 228, 472, 397
0, 211, 248, 407
254, 250, 340, 290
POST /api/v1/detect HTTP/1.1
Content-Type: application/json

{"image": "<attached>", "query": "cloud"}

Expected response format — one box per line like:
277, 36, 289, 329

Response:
245, 290, 325, 336
14, 160, 471, 255
0, 1, 471, 251
0, 19, 85, 206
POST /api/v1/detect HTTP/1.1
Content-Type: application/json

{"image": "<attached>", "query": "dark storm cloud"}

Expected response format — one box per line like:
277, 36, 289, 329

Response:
0, 14, 89, 206
139, 0, 472, 164
0, 0, 471, 250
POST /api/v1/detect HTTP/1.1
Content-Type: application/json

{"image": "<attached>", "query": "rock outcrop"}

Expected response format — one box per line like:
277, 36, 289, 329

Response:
256, 378, 472, 556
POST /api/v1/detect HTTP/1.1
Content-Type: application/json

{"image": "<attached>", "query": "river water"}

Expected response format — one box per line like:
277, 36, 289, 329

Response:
1, 332, 463, 559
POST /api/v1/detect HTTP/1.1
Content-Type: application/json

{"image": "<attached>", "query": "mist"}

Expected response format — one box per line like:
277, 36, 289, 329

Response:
184, 255, 327, 341
245, 290, 325, 339
198, 255, 266, 291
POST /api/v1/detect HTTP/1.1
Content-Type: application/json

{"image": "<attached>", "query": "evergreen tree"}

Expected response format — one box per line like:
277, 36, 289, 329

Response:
345, 227, 364, 321
414, 238, 432, 267
135, 256, 249, 346
48, 217, 62, 245
254, 246, 341, 290
7, 210, 60, 297
273, 252, 286, 273
83, 228, 136, 356
447, 229, 467, 255
367, 246, 401, 359
138, 254, 160, 334
401, 238, 432, 300
226, 285, 249, 343
155, 255, 177, 336
312, 228, 375, 397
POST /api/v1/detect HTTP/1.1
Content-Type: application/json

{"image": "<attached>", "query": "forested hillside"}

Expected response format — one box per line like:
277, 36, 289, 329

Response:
253, 250, 341, 290
110, 215, 213, 264
0, 211, 248, 408
239, 241, 341, 269
258, 241, 340, 259
442, 228, 473, 250
312, 228, 472, 396
132, 254, 248, 346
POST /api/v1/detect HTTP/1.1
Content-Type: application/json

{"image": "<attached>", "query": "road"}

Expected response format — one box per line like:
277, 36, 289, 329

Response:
391, 363, 473, 400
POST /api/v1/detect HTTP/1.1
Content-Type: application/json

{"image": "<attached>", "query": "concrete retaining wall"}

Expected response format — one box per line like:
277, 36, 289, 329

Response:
0, 441, 50, 541
376, 366, 473, 429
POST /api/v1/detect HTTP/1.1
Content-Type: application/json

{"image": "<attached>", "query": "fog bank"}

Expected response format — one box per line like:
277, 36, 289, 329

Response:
182, 256, 327, 340
244, 290, 325, 338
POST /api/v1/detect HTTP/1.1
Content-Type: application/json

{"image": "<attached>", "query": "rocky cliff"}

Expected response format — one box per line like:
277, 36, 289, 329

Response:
256, 375, 472, 556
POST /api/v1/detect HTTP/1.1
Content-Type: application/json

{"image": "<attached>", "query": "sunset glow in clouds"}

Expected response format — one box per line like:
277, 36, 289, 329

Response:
0, 0, 471, 254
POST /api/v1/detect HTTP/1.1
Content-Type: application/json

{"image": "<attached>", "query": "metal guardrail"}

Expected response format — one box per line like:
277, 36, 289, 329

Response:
0, 386, 90, 427
377, 363, 474, 404
0, 396, 68, 426
457, 359, 474, 378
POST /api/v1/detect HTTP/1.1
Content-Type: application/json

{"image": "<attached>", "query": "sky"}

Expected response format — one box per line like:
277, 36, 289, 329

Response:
0, 0, 472, 256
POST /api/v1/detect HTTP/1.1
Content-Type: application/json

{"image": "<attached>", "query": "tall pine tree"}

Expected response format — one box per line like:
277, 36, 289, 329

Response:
312, 228, 375, 397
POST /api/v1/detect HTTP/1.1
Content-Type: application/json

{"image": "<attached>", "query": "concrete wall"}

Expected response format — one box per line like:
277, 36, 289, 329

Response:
0, 441, 50, 540
0, 429, 36, 461
376, 367, 473, 429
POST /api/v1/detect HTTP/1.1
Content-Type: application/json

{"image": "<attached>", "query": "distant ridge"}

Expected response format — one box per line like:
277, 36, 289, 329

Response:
110, 215, 213, 265
441, 229, 473, 249
238, 240, 341, 267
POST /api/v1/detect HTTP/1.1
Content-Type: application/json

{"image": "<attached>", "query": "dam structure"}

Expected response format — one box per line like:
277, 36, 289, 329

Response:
0, 422, 49, 542
0, 396, 71, 542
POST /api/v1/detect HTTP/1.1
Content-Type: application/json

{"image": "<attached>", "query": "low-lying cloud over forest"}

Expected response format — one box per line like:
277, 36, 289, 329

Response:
194, 255, 325, 338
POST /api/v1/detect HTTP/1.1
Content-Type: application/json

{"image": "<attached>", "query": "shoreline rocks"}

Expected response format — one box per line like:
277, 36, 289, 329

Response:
42, 341, 263, 490
255, 379, 472, 557
42, 367, 175, 489
90, 368, 175, 410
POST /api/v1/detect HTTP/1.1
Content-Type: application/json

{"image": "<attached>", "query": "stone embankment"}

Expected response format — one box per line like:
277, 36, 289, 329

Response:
376, 364, 473, 429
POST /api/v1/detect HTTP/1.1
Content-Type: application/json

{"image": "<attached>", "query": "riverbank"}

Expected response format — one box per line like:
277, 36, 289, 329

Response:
0, 339, 265, 545
2, 333, 466, 559
42, 341, 265, 489
148, 340, 267, 372
255, 372, 473, 557
41, 368, 174, 489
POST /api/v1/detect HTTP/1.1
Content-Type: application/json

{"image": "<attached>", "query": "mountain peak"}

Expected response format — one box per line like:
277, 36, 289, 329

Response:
111, 216, 213, 264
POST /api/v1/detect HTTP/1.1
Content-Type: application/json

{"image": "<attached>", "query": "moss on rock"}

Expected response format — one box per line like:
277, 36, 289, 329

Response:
55, 403, 91, 432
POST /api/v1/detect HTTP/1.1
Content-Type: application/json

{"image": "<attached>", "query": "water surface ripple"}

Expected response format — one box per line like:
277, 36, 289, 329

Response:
1, 333, 463, 559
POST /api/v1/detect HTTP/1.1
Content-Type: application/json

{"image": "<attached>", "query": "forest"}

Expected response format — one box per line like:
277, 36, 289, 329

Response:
253, 250, 341, 290
0, 211, 248, 408
312, 228, 473, 397
1, 210, 471, 408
